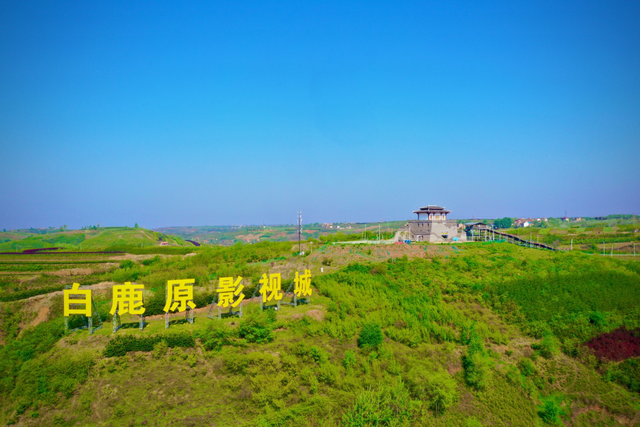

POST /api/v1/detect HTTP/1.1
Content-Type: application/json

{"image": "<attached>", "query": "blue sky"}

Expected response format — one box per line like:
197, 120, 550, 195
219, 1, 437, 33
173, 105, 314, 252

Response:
1, 0, 639, 229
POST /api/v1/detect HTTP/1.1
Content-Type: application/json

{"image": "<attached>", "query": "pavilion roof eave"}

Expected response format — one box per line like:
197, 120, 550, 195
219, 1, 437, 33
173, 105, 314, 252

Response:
413, 210, 451, 215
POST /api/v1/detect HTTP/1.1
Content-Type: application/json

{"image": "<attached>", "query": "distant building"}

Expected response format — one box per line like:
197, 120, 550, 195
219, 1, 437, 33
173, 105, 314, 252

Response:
514, 218, 536, 228
398, 205, 466, 243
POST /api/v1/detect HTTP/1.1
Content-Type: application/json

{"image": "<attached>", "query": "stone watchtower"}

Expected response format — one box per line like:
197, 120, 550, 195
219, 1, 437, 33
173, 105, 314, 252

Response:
400, 205, 466, 243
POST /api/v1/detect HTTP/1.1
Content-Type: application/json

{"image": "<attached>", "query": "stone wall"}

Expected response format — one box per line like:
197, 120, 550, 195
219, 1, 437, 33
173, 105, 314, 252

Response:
406, 220, 466, 243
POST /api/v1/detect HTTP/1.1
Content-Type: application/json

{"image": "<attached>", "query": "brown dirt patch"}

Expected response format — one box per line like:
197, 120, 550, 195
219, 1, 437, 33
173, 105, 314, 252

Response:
31, 305, 50, 327
290, 309, 325, 322
49, 268, 95, 276
305, 309, 324, 321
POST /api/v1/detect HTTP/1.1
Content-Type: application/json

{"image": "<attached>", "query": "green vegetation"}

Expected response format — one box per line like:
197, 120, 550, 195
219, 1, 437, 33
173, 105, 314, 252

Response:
103, 332, 196, 357
0, 227, 192, 252
607, 358, 640, 393
0, 240, 638, 425
154, 222, 403, 245
493, 217, 514, 229
357, 322, 384, 349
538, 394, 566, 425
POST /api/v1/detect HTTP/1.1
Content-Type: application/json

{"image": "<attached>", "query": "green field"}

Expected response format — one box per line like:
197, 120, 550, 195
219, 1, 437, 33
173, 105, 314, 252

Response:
0, 240, 639, 426
0, 227, 193, 252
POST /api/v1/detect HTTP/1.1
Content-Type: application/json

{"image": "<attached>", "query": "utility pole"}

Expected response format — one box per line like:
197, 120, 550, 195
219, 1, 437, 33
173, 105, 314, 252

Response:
297, 211, 302, 255
571, 238, 573, 251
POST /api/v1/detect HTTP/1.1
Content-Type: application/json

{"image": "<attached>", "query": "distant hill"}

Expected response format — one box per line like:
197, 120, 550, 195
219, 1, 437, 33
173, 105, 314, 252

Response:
156, 221, 405, 245
0, 227, 195, 252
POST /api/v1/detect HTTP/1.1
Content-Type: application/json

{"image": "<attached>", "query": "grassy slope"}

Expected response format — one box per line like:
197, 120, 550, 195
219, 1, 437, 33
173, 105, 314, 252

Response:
0, 242, 639, 426
0, 228, 193, 252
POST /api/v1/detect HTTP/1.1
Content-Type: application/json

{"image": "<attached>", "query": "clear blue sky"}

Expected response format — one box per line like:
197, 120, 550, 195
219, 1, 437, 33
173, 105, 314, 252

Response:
1, 1, 639, 229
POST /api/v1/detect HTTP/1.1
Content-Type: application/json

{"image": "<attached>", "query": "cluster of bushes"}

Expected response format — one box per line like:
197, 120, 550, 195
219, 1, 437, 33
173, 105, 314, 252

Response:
238, 309, 276, 344
193, 309, 277, 352
461, 327, 493, 390
537, 394, 566, 425
103, 332, 195, 357
357, 322, 384, 348
10, 349, 94, 420
606, 358, 640, 393
0, 320, 66, 396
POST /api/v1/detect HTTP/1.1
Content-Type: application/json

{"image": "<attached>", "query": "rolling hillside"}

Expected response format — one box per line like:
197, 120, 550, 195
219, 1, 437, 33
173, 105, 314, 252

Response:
0, 227, 194, 252
0, 241, 639, 425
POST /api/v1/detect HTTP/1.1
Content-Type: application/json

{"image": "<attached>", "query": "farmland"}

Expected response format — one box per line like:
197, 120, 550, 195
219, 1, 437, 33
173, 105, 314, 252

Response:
0, 235, 639, 426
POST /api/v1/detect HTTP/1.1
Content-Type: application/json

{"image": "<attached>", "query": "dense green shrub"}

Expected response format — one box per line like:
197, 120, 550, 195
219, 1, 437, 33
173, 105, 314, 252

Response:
358, 323, 384, 348
143, 289, 166, 316
463, 351, 493, 391
537, 395, 565, 425
238, 309, 274, 344
141, 256, 161, 266
10, 349, 94, 413
196, 321, 236, 351
462, 329, 493, 390
103, 332, 195, 357
0, 319, 65, 395
405, 367, 458, 414
193, 290, 216, 309
518, 358, 536, 377
152, 340, 168, 359
119, 260, 135, 269
607, 358, 640, 393
341, 381, 413, 426
343, 350, 357, 371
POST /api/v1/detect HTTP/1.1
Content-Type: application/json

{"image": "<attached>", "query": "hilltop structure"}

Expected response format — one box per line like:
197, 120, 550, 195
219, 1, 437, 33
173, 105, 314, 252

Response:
398, 205, 466, 243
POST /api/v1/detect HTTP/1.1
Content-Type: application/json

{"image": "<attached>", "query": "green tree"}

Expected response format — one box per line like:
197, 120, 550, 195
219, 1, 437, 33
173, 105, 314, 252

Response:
343, 350, 357, 371
405, 367, 458, 415
538, 395, 565, 425
494, 217, 513, 229
357, 323, 384, 348
462, 328, 493, 390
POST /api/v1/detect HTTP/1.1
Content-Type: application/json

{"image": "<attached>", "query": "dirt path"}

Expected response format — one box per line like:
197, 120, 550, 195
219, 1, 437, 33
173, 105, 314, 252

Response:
18, 281, 117, 329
